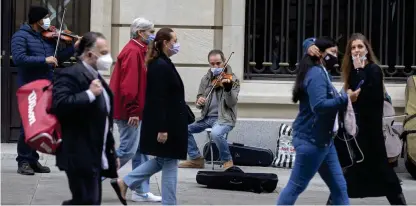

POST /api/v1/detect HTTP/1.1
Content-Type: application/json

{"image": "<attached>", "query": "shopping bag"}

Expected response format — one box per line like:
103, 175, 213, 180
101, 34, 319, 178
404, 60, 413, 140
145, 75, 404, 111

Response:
272, 123, 295, 168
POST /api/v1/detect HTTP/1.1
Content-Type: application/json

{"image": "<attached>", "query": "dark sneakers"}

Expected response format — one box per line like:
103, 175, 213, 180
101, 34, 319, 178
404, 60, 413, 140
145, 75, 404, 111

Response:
17, 161, 51, 175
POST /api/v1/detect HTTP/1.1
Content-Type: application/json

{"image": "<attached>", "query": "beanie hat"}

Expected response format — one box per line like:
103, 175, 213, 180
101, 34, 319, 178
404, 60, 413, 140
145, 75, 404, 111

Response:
314, 36, 337, 52
28, 6, 49, 24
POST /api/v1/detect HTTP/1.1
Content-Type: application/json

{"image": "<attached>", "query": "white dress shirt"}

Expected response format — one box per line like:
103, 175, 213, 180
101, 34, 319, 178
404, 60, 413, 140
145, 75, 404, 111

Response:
82, 61, 110, 170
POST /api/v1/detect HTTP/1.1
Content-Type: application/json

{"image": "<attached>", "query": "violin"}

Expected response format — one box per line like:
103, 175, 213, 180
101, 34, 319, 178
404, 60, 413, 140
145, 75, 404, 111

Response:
42, 25, 81, 44
211, 69, 233, 88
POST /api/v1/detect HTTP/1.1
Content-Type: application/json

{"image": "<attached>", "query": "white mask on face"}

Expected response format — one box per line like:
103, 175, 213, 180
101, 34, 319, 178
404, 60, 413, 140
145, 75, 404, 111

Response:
41, 18, 51, 30
96, 53, 113, 71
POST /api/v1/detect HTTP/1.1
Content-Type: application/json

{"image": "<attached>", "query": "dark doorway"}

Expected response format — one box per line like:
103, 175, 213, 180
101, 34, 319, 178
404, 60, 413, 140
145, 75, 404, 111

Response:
1, 0, 91, 143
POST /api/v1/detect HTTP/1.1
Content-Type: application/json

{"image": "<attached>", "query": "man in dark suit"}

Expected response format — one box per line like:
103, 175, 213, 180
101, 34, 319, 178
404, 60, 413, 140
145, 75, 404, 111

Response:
52, 32, 120, 205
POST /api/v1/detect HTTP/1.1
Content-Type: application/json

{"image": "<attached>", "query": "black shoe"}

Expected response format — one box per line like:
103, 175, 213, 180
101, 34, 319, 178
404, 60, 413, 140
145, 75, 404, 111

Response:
30, 161, 51, 173
17, 162, 35, 175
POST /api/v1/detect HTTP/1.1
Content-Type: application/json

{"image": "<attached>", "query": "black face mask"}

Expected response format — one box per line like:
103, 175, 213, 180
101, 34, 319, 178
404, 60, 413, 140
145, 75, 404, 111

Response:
324, 53, 338, 70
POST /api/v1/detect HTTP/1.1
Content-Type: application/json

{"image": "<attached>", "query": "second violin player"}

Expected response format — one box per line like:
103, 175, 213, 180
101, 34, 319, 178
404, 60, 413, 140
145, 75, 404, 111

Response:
179, 49, 240, 170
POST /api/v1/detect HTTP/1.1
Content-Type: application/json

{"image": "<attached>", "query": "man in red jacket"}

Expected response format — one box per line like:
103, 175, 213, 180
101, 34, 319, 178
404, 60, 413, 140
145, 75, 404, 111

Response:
109, 17, 161, 202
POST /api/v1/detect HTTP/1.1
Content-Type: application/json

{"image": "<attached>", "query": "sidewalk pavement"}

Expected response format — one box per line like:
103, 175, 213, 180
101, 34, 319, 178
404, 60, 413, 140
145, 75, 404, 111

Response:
2, 143, 416, 205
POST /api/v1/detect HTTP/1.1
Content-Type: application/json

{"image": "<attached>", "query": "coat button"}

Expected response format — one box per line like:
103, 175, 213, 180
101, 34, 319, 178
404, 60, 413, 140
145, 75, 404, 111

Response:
325, 144, 328, 147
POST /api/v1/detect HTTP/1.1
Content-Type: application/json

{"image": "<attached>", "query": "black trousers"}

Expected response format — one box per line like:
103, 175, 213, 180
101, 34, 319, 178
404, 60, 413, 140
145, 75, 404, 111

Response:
63, 169, 102, 205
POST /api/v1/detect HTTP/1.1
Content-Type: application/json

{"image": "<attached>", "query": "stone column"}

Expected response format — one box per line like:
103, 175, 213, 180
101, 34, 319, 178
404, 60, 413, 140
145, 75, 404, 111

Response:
222, 0, 246, 80
90, 0, 113, 76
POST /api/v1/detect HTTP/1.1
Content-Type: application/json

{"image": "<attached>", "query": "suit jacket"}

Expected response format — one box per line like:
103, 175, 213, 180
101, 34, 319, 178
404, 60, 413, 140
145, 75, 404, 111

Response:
139, 53, 188, 160
51, 61, 118, 178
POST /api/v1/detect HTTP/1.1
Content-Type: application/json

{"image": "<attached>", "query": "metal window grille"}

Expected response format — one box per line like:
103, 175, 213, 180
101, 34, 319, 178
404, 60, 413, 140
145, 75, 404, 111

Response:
244, 0, 416, 82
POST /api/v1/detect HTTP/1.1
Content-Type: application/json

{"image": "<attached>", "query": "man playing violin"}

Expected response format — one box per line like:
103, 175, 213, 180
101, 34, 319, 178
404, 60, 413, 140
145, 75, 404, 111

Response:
179, 49, 240, 170
11, 5, 79, 176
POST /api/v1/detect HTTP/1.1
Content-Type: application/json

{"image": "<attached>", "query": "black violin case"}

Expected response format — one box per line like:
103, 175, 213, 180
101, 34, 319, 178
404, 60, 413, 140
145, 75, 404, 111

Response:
203, 142, 274, 167
196, 166, 278, 193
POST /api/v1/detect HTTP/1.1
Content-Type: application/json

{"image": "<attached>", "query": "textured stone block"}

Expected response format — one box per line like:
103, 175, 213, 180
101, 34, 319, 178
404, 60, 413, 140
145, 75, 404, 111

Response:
113, 0, 217, 26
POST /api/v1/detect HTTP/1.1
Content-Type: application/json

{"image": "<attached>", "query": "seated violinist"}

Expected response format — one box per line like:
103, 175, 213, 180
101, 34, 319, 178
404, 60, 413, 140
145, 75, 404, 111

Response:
179, 49, 240, 170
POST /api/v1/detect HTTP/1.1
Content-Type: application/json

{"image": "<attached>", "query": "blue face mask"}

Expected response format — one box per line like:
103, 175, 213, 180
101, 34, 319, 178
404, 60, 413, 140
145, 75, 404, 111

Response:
169, 42, 180, 55
147, 34, 155, 43
141, 34, 155, 45
210, 67, 223, 76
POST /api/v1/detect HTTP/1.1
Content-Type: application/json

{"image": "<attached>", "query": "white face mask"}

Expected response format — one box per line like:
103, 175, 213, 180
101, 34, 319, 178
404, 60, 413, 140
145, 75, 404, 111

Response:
41, 18, 51, 30
96, 53, 113, 71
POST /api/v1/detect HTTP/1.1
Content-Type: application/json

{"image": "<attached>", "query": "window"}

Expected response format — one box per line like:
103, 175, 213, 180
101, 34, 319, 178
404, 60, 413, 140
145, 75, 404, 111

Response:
13, 0, 91, 36
244, 0, 416, 82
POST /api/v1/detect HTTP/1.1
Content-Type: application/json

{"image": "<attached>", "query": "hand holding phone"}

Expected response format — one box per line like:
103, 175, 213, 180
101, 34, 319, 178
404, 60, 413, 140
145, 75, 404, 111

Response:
355, 80, 364, 91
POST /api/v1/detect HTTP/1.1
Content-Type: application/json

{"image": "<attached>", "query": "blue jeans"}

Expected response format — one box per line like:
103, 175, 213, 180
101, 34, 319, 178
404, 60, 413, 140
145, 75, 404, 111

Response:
115, 120, 150, 194
187, 116, 233, 162
16, 126, 39, 165
123, 157, 178, 205
277, 138, 349, 205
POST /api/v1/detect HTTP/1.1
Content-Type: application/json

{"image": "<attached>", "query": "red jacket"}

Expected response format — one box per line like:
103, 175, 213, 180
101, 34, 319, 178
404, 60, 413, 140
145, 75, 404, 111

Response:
110, 39, 147, 120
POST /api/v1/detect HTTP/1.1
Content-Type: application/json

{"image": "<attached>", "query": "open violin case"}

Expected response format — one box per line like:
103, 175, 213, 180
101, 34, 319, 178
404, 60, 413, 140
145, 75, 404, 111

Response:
196, 166, 278, 193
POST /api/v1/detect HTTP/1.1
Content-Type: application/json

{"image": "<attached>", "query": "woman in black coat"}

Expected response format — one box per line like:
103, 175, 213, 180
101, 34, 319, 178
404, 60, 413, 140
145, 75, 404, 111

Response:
110, 27, 189, 205
329, 33, 406, 205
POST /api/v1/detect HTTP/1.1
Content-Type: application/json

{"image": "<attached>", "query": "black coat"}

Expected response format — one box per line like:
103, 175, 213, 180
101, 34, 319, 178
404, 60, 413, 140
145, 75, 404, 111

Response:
139, 53, 188, 160
51, 62, 118, 178
338, 63, 402, 198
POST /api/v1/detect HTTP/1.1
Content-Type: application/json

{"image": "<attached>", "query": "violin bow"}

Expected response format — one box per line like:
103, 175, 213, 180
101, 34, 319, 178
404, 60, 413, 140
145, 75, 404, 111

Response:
53, 8, 67, 59
205, 51, 235, 100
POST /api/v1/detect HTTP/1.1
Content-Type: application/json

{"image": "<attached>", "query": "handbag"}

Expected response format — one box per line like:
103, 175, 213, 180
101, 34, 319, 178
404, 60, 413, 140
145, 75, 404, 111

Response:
186, 104, 195, 124
344, 96, 357, 136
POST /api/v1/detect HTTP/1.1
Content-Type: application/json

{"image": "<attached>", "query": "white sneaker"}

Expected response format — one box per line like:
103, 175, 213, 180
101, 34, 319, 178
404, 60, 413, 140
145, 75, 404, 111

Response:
131, 191, 162, 202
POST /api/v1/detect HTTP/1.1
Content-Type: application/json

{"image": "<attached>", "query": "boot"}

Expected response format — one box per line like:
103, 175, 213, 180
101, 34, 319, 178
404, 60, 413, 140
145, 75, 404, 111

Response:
387, 193, 407, 205
178, 157, 205, 168
223, 160, 234, 169
17, 162, 35, 175
30, 161, 51, 173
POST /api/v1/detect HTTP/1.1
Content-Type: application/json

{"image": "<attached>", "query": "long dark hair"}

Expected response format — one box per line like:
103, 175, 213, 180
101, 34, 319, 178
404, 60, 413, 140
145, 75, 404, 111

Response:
292, 55, 320, 103
292, 36, 337, 103
145, 27, 174, 65
341, 33, 380, 90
